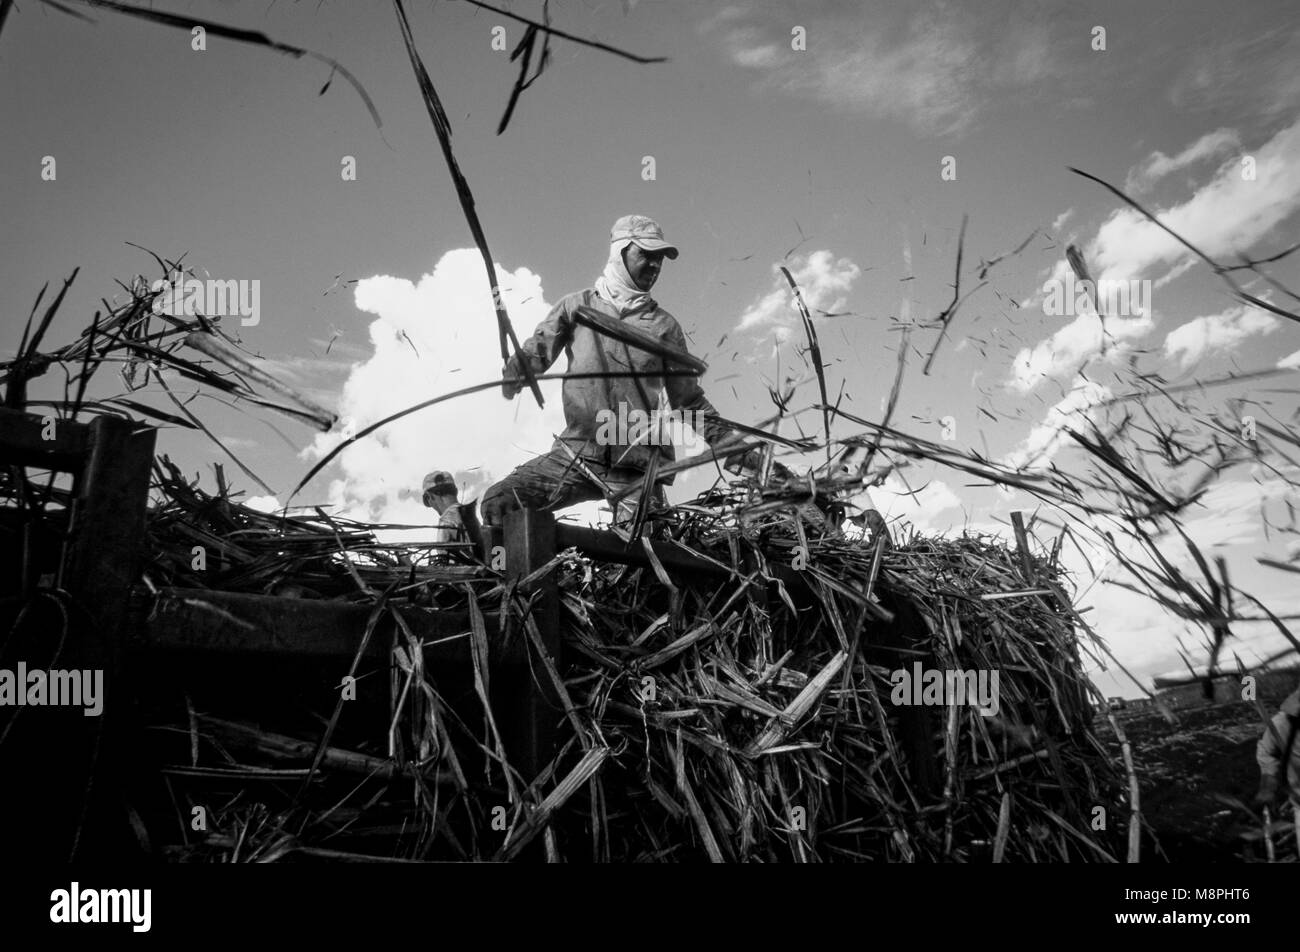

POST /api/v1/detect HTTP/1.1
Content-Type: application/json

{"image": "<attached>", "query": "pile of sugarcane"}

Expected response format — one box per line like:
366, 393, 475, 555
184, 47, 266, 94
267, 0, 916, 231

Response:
135, 469, 1125, 863
143, 456, 478, 599
509, 512, 1122, 862
2, 264, 1143, 861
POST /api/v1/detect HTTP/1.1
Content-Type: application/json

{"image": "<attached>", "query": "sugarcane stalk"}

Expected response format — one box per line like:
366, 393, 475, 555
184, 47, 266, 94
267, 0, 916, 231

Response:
184, 331, 337, 431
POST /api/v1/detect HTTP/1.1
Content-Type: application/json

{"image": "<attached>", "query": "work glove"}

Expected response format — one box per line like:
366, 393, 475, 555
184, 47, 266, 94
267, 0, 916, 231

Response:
501, 357, 526, 400
723, 447, 760, 475
723, 447, 793, 481
1253, 775, 1278, 809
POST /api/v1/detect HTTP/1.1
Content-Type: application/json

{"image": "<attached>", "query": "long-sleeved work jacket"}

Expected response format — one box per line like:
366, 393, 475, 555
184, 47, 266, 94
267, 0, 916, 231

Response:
1257, 707, 1300, 805
507, 289, 733, 477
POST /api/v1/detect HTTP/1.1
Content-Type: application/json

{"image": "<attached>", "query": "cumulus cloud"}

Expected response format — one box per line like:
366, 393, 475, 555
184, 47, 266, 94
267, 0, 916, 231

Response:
1002, 377, 1111, 471
703, 6, 1059, 136
1124, 127, 1240, 194
1167, 26, 1300, 123
305, 249, 581, 539
1010, 117, 1300, 391
1175, 473, 1297, 549
734, 250, 860, 344
1009, 263, 1154, 391
1162, 304, 1277, 369
1068, 472, 1300, 692
1090, 116, 1300, 285
732, 42, 780, 68
848, 475, 962, 535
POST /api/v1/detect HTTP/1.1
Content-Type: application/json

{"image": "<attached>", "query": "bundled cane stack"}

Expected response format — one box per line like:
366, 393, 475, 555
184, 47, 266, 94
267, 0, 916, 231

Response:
2, 268, 1127, 862
136, 473, 1124, 863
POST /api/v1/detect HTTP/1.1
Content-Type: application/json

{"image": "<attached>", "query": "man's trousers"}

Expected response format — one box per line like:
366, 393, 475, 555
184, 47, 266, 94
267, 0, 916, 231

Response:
480, 448, 668, 527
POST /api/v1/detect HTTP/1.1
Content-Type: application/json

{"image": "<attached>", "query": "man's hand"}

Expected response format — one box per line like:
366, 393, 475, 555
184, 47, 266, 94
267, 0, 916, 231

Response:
723, 447, 793, 481
723, 447, 763, 476
501, 357, 525, 400
1253, 775, 1278, 809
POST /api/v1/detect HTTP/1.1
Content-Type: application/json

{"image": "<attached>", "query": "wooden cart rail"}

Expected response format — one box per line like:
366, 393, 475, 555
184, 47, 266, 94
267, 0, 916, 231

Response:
0, 407, 156, 860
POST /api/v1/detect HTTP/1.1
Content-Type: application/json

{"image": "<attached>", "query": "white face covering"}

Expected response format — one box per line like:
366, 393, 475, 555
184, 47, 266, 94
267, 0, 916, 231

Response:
594, 240, 655, 316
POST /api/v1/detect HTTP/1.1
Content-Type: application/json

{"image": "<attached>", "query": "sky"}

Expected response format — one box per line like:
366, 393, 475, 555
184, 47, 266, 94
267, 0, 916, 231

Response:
2, 0, 1299, 697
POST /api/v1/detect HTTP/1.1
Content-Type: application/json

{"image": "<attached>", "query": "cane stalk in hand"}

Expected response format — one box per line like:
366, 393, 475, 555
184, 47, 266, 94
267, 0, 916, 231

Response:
1262, 805, 1275, 863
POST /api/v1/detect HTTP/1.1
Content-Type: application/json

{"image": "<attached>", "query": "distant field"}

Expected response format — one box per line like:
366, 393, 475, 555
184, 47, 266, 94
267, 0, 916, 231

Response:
1097, 667, 1299, 863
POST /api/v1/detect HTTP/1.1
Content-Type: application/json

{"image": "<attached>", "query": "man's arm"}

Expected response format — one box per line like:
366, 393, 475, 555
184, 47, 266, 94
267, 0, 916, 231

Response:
502, 296, 574, 398
661, 322, 739, 449
1254, 710, 1292, 804
661, 321, 788, 477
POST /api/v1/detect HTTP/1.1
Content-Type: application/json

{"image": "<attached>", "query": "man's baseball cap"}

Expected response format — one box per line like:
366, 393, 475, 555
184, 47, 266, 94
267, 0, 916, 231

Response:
611, 214, 678, 259
422, 471, 457, 495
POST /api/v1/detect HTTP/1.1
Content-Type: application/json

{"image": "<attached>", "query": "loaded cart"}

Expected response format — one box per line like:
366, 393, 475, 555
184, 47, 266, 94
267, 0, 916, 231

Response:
0, 270, 1127, 862
0, 409, 569, 859
0, 401, 1123, 861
